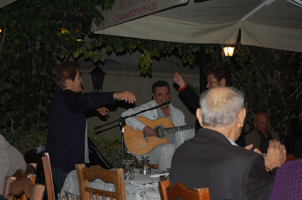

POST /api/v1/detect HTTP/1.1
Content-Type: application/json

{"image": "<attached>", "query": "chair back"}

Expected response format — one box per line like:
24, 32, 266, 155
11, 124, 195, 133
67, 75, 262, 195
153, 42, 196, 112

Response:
76, 164, 126, 200
286, 154, 300, 162
41, 152, 56, 200
25, 163, 38, 174
13, 170, 36, 185
159, 180, 210, 200
3, 176, 45, 200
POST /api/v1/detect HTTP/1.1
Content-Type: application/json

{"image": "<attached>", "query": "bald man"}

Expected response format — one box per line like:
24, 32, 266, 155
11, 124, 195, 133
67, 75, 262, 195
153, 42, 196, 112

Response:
245, 112, 280, 154
170, 87, 286, 200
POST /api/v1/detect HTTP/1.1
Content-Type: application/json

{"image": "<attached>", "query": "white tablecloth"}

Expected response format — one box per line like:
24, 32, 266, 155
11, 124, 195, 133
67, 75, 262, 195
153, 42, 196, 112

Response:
62, 168, 167, 200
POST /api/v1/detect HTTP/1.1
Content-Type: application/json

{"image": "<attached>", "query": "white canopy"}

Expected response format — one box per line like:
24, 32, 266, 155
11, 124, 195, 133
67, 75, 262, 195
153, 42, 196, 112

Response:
92, 0, 302, 53
0, 0, 17, 9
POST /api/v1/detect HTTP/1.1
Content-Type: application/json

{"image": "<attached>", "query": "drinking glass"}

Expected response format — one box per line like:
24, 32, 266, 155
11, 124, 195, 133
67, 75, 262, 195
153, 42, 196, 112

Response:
122, 160, 135, 180
139, 155, 151, 175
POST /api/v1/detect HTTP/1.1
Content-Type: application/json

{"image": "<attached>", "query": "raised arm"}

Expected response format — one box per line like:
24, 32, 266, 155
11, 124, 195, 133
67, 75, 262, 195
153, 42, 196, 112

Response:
173, 72, 200, 111
113, 91, 136, 104
173, 72, 186, 88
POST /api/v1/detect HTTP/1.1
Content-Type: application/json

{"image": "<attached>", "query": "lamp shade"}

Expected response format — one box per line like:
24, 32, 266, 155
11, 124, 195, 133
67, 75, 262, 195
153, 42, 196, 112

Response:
223, 46, 235, 57
90, 66, 105, 92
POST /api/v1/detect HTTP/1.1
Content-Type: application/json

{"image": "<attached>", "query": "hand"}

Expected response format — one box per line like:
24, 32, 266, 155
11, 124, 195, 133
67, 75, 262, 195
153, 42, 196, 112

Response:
96, 107, 109, 116
173, 72, 186, 88
264, 140, 286, 171
143, 126, 156, 137
113, 91, 136, 104
252, 148, 269, 172
244, 144, 253, 151
253, 148, 263, 156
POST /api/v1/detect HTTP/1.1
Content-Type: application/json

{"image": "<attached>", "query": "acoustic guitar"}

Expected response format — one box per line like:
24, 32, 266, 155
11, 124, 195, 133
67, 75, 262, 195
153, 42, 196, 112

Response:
124, 116, 195, 155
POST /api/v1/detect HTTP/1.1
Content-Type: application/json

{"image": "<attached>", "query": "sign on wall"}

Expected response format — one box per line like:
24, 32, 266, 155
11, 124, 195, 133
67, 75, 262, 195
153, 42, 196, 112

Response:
92, 0, 189, 31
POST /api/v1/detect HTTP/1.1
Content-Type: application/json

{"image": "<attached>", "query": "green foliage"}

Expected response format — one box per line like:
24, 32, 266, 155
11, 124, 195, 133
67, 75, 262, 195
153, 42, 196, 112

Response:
229, 45, 302, 140
88, 132, 136, 168
0, 0, 204, 135
0, 129, 135, 169
1, 130, 47, 155
1, 0, 302, 145
96, 36, 200, 76
0, 0, 115, 134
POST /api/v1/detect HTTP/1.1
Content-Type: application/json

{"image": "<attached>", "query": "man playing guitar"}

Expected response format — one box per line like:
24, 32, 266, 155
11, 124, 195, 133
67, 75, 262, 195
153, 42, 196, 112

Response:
121, 80, 195, 170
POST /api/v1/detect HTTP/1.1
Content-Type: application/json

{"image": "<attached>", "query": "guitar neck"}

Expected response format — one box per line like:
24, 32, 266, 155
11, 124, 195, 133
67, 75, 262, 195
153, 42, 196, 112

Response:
164, 124, 195, 134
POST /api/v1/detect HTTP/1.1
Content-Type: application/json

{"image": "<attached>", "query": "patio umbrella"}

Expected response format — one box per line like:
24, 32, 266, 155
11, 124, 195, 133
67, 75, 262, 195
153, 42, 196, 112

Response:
0, 0, 17, 9
92, 0, 302, 53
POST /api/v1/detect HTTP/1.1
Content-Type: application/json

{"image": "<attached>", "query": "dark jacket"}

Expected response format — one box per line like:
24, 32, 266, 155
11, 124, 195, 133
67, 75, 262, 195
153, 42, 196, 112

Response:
179, 86, 200, 111
170, 128, 277, 200
46, 89, 116, 173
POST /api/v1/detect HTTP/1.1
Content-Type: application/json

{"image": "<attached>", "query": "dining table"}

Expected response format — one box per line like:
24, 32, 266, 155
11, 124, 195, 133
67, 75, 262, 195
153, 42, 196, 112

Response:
58, 168, 169, 200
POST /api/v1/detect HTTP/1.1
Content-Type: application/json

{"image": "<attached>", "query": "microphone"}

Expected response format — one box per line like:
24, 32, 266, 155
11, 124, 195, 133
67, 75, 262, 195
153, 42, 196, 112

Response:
161, 101, 170, 106
94, 101, 171, 131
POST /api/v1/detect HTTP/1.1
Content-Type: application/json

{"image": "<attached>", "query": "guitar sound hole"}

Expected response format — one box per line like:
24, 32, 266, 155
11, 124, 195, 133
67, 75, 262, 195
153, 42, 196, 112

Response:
154, 126, 166, 139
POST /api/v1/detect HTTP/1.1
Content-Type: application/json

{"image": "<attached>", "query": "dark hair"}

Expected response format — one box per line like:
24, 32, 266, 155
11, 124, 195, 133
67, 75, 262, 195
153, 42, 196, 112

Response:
152, 80, 170, 94
53, 61, 80, 89
205, 63, 232, 86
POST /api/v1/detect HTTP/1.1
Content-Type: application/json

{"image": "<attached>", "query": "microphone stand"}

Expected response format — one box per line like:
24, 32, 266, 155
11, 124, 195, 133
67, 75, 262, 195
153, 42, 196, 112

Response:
94, 101, 170, 168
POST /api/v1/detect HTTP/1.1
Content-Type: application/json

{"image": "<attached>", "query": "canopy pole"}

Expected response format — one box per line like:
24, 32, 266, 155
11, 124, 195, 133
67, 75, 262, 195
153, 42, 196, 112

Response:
199, 45, 206, 94
241, 0, 275, 22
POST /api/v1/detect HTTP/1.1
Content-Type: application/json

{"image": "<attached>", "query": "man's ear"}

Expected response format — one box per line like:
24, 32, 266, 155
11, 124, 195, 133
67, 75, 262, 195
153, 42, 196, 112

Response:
196, 108, 203, 127
220, 78, 226, 86
65, 79, 71, 89
238, 108, 246, 128
152, 93, 155, 99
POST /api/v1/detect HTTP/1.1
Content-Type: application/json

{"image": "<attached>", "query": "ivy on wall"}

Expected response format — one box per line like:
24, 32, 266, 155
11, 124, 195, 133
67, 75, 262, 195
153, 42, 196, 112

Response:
0, 0, 115, 134
229, 45, 302, 140
0, 0, 201, 135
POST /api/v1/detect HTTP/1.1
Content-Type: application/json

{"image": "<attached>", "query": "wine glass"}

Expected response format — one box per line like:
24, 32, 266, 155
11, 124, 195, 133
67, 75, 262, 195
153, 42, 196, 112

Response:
122, 160, 135, 180
139, 155, 151, 175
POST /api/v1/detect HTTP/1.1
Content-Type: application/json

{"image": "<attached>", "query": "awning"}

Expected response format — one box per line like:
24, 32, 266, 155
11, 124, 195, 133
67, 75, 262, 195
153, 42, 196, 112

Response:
0, 0, 17, 9
92, 0, 302, 53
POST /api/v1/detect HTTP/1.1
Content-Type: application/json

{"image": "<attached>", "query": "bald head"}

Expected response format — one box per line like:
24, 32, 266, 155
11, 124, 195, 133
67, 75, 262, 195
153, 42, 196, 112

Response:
199, 87, 245, 127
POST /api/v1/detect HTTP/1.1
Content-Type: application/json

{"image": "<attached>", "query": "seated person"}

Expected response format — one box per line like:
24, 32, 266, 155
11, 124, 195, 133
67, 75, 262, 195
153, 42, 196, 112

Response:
284, 108, 302, 156
121, 80, 195, 170
170, 87, 286, 200
269, 159, 302, 200
0, 134, 26, 194
245, 112, 280, 153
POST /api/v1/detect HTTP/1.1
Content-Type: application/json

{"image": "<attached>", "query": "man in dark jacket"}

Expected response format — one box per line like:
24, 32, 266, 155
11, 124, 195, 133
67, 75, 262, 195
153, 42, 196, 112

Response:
170, 87, 286, 200
46, 61, 136, 192
173, 63, 246, 147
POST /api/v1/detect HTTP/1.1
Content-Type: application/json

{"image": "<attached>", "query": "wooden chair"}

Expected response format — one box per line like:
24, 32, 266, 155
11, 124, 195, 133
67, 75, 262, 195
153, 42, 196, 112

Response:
13, 163, 38, 184
3, 176, 45, 200
76, 164, 126, 200
25, 163, 38, 174
41, 152, 56, 200
11, 165, 38, 200
159, 180, 210, 200
286, 154, 300, 162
